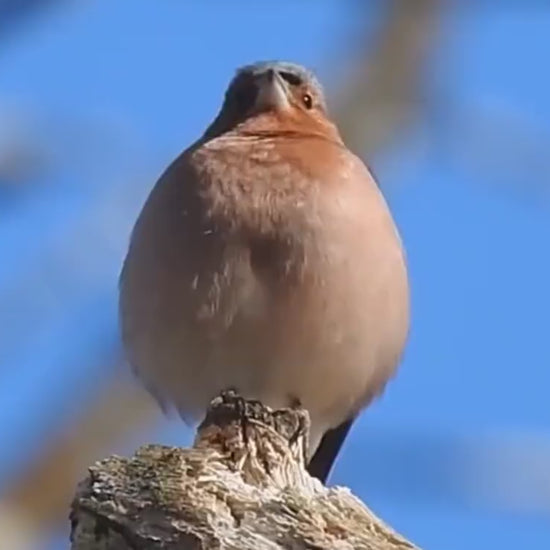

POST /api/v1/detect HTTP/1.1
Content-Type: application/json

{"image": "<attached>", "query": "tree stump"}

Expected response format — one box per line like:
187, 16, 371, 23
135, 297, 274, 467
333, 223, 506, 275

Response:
70, 391, 419, 549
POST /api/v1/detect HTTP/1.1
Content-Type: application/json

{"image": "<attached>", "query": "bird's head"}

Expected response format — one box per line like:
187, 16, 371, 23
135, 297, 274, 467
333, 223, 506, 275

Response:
203, 61, 341, 143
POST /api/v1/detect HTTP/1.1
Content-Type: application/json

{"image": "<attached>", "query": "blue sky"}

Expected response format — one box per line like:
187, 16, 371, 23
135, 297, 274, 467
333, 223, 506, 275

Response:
1, 2, 549, 549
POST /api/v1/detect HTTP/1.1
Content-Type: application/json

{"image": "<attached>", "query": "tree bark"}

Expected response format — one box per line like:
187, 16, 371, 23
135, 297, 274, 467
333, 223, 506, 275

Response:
70, 391, 419, 550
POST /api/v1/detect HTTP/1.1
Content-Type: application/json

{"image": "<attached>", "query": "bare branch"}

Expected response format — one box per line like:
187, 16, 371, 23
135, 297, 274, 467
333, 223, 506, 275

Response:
70, 392, 419, 550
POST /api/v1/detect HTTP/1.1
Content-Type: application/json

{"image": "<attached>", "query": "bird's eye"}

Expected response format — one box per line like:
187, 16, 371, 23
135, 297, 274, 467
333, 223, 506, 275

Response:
302, 94, 313, 109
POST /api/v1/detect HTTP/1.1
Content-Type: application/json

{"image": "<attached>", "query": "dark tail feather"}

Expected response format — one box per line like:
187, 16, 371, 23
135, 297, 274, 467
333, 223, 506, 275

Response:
307, 418, 355, 484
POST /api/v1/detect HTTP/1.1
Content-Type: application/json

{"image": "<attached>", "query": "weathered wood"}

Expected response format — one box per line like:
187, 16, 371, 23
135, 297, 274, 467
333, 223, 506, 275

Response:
70, 391, 419, 550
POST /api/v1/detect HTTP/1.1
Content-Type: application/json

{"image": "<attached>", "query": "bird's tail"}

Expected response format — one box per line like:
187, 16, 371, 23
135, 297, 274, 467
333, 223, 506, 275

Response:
307, 418, 354, 483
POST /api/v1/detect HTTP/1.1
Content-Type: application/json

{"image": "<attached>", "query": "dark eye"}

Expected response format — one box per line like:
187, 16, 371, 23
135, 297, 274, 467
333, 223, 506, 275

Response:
302, 93, 313, 109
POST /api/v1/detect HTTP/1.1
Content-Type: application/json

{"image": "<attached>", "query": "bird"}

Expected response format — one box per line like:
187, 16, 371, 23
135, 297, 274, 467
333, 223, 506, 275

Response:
119, 60, 409, 484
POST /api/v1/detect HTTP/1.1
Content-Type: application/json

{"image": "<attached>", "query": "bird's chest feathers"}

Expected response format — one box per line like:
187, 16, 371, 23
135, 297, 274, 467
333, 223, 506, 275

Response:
194, 140, 329, 268
188, 137, 382, 322
188, 141, 340, 326
198, 141, 319, 231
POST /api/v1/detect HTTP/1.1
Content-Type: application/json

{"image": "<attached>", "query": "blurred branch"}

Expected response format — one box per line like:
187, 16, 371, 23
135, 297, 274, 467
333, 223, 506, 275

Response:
0, 123, 49, 190
335, 0, 442, 157
430, 97, 550, 205
1, 367, 160, 530
0, 0, 65, 41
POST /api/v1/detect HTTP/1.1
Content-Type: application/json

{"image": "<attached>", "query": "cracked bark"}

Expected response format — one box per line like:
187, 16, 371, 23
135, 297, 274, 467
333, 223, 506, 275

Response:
70, 392, 420, 550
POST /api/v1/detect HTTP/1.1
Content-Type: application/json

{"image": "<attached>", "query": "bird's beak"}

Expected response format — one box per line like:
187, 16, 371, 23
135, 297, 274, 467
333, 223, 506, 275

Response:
254, 69, 290, 112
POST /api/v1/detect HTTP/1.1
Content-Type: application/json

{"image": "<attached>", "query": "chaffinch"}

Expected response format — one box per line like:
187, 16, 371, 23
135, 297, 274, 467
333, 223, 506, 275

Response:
119, 61, 409, 483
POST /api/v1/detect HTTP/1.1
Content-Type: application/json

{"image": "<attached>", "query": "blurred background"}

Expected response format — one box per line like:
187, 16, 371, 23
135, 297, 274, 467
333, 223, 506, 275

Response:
1, 1, 549, 548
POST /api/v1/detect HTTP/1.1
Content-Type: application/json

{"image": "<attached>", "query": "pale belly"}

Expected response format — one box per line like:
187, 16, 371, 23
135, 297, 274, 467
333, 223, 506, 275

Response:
122, 235, 409, 456
120, 149, 409, 455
